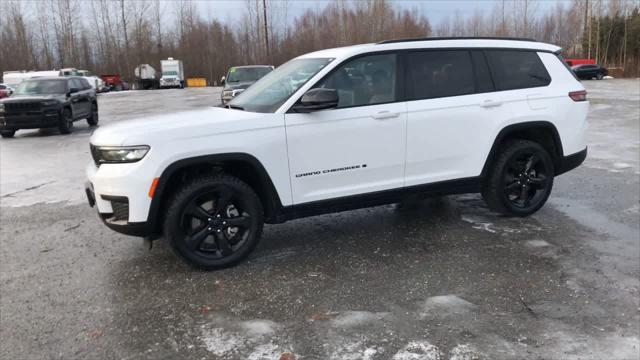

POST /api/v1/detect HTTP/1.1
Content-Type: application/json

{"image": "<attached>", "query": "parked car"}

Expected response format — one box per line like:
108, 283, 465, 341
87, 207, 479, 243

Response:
86, 38, 588, 270
0, 84, 14, 98
101, 74, 126, 91
220, 65, 273, 104
571, 64, 608, 80
0, 76, 98, 138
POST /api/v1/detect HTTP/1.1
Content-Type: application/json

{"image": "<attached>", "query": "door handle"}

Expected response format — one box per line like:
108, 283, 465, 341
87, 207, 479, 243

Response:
371, 111, 400, 120
479, 99, 503, 108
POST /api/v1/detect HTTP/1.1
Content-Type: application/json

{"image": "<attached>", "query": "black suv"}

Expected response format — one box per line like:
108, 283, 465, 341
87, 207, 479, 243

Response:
220, 65, 273, 105
571, 64, 608, 80
0, 76, 98, 138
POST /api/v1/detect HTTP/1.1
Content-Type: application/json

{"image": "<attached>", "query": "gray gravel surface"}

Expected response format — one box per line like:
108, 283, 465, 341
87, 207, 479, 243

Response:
1, 81, 639, 359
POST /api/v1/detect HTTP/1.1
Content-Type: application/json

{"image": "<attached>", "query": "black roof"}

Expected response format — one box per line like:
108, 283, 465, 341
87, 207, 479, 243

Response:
377, 37, 537, 45
24, 76, 71, 81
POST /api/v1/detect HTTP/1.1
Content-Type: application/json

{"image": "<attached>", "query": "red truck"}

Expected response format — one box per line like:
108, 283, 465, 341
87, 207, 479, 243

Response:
563, 58, 596, 67
100, 74, 128, 91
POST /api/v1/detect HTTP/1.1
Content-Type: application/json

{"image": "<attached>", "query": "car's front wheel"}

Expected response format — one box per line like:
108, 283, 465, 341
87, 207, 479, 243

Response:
0, 130, 15, 138
596, 72, 604, 80
58, 108, 74, 134
87, 103, 99, 126
482, 140, 554, 217
164, 174, 264, 270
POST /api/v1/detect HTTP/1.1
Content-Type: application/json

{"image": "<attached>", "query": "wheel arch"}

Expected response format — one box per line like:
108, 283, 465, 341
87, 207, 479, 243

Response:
147, 153, 284, 236
481, 121, 564, 178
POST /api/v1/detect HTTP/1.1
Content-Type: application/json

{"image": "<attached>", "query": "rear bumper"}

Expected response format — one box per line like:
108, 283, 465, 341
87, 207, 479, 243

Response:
556, 147, 587, 175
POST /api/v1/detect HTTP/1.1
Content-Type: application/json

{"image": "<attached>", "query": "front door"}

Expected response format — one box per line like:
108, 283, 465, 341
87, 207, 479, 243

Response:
285, 52, 407, 204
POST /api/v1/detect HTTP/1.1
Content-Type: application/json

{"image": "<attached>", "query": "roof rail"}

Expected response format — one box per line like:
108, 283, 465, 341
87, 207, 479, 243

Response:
377, 36, 537, 45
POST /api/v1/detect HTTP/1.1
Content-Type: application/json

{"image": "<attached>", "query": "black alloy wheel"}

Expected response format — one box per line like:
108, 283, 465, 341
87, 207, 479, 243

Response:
58, 108, 74, 134
482, 140, 554, 216
164, 175, 263, 270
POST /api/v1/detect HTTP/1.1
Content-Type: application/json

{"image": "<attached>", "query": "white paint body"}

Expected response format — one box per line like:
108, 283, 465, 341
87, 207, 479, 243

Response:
87, 39, 588, 223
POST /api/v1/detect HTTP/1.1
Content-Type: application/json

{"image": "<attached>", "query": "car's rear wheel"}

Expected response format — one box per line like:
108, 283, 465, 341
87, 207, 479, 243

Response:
482, 140, 554, 217
0, 130, 15, 138
58, 108, 74, 134
164, 174, 264, 270
596, 73, 604, 80
87, 103, 99, 126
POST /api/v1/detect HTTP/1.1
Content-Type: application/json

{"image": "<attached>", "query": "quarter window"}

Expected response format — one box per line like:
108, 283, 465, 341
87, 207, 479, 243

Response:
406, 50, 475, 100
485, 50, 551, 90
315, 53, 397, 108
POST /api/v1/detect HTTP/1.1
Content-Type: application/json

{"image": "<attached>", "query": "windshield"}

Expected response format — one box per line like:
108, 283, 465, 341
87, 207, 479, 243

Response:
226, 67, 273, 83
162, 71, 178, 76
15, 79, 66, 95
229, 58, 333, 113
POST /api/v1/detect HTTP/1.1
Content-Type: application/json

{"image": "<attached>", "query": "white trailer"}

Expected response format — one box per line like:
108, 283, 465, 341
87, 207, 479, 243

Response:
134, 64, 159, 90
159, 58, 185, 88
2, 70, 61, 87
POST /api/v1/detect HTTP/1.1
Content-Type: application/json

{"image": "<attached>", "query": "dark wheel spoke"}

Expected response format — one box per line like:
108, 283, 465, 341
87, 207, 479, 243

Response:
506, 181, 520, 192
529, 175, 547, 189
224, 216, 252, 229
519, 185, 529, 201
186, 226, 210, 251
185, 203, 212, 221
213, 232, 233, 256
213, 188, 233, 216
525, 155, 539, 172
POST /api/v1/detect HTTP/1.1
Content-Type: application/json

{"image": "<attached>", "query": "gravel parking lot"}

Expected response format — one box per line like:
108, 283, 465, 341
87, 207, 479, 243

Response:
1, 80, 639, 359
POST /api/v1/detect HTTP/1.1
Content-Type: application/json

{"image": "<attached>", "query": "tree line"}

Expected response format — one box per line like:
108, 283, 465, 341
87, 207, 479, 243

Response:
1, 0, 638, 85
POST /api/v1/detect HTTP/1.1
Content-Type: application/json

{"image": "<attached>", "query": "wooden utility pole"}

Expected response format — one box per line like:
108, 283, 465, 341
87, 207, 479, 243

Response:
263, 0, 270, 62
583, 0, 589, 58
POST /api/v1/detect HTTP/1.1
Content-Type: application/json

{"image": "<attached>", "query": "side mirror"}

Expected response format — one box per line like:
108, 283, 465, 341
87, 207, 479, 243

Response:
292, 88, 339, 113
220, 76, 226, 85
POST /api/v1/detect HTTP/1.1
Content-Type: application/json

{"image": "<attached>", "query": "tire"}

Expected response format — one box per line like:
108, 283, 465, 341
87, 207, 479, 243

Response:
0, 130, 15, 138
596, 73, 604, 80
482, 140, 554, 217
164, 174, 264, 270
87, 102, 99, 126
58, 108, 74, 134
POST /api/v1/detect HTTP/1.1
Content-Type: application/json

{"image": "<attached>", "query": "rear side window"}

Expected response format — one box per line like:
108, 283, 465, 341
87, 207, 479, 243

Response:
407, 50, 474, 100
485, 50, 551, 90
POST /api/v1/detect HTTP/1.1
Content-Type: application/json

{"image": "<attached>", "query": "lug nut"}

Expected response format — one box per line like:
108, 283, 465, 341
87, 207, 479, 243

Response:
208, 227, 212, 231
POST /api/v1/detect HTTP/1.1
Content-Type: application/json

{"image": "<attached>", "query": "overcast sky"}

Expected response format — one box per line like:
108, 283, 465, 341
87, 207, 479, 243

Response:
196, 0, 574, 25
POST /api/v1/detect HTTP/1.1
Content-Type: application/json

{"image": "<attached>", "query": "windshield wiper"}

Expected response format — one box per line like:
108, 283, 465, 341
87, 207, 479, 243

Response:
227, 104, 244, 111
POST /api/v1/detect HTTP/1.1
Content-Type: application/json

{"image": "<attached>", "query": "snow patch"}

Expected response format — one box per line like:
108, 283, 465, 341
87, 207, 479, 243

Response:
613, 162, 632, 169
200, 327, 244, 357
420, 295, 476, 317
329, 340, 381, 360
461, 216, 496, 233
392, 341, 442, 360
331, 311, 388, 328
449, 344, 481, 360
247, 342, 281, 360
241, 319, 278, 338
525, 239, 551, 248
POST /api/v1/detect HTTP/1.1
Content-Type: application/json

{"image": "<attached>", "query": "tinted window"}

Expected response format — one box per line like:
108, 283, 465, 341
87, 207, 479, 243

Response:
407, 50, 474, 100
316, 53, 397, 108
471, 51, 494, 93
15, 80, 67, 95
70, 79, 83, 90
80, 78, 91, 89
226, 67, 272, 83
486, 50, 551, 90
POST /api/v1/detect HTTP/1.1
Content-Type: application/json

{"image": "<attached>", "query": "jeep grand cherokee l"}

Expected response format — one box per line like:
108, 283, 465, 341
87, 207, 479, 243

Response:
0, 76, 98, 138
86, 37, 588, 270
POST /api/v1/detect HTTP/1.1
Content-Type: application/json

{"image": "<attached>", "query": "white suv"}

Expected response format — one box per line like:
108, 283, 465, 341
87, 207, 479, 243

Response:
85, 38, 588, 269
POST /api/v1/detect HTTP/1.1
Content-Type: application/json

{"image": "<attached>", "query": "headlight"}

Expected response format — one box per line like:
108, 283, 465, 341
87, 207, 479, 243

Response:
91, 145, 150, 164
222, 90, 233, 97
231, 89, 245, 97
42, 100, 58, 106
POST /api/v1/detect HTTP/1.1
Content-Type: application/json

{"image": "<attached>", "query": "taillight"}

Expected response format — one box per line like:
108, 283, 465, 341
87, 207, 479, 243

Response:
569, 90, 587, 102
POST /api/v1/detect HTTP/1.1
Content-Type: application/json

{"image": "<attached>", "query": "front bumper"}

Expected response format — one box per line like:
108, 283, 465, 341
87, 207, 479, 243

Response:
85, 160, 156, 237
0, 110, 60, 130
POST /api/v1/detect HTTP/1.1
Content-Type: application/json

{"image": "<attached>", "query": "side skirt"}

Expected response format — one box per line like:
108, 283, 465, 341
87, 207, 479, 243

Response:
274, 177, 482, 223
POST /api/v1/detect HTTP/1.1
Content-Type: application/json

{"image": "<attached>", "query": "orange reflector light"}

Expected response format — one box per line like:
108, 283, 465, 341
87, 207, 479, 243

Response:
148, 177, 160, 198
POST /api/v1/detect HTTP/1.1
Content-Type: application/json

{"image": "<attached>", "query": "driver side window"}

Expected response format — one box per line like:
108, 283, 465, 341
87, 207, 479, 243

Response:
315, 53, 397, 108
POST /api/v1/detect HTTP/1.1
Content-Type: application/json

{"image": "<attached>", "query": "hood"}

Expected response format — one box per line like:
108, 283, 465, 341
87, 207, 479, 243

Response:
90, 107, 273, 146
1, 94, 64, 102
223, 81, 255, 91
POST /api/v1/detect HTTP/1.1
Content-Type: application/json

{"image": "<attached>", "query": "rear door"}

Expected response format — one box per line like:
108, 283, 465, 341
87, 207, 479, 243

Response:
404, 49, 512, 186
284, 52, 407, 204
